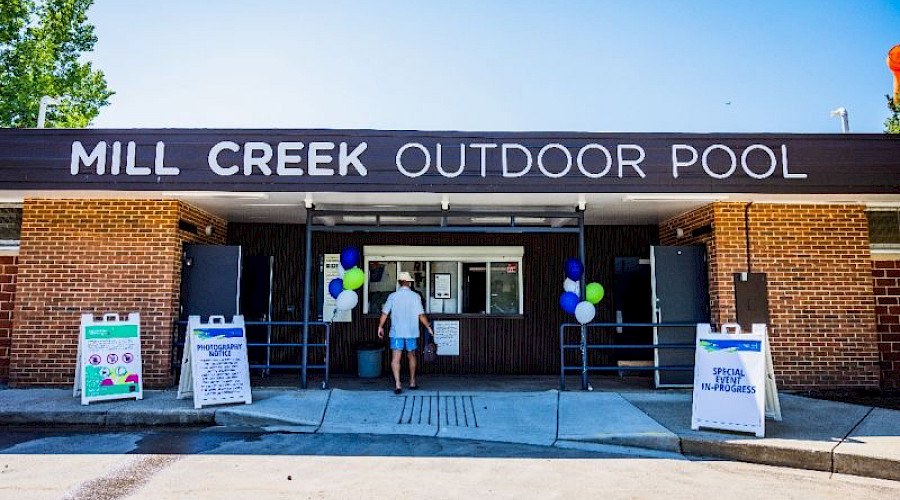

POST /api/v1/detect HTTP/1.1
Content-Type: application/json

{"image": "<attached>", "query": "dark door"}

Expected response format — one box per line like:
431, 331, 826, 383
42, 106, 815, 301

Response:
462, 263, 487, 314
614, 257, 653, 362
180, 245, 241, 319
240, 256, 273, 321
651, 246, 710, 386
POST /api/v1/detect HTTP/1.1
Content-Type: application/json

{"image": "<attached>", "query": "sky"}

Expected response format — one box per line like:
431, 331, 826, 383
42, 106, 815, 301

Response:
85, 0, 900, 133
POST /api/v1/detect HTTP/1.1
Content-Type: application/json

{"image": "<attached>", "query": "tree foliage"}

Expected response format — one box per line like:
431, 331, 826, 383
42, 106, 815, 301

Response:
0, 0, 112, 128
886, 95, 900, 135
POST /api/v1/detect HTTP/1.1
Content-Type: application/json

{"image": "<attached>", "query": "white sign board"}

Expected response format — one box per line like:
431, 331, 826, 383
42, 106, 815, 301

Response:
177, 315, 252, 409
434, 273, 451, 299
323, 254, 351, 322
691, 324, 766, 437
432, 320, 459, 356
74, 313, 143, 405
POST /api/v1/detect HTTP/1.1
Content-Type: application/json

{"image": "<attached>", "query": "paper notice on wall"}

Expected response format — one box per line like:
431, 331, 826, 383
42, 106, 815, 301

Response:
177, 315, 252, 409
434, 273, 452, 299
74, 313, 143, 405
323, 254, 351, 322
433, 320, 459, 356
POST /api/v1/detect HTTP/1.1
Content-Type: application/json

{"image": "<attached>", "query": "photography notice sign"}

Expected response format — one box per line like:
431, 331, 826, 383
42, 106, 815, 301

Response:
691, 324, 766, 437
323, 254, 351, 322
177, 315, 252, 409
433, 320, 460, 356
74, 313, 143, 405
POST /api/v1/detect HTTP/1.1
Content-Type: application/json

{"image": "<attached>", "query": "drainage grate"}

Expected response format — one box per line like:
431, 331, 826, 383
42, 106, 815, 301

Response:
397, 395, 478, 427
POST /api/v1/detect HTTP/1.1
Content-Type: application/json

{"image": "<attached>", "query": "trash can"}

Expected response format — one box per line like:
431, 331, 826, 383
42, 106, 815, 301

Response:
357, 341, 384, 378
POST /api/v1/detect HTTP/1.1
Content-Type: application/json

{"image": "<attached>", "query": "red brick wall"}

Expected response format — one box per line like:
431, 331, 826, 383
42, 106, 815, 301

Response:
0, 255, 17, 383
10, 199, 225, 387
874, 259, 900, 390
661, 202, 880, 390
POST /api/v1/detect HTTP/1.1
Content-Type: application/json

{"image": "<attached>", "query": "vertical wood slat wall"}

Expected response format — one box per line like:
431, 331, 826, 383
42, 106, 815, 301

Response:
227, 224, 658, 375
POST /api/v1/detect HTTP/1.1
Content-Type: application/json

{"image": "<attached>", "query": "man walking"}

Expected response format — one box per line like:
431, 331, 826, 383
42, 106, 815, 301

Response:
377, 271, 433, 394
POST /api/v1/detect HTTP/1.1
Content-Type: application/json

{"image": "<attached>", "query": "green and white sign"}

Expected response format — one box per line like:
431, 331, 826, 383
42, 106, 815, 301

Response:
74, 313, 143, 405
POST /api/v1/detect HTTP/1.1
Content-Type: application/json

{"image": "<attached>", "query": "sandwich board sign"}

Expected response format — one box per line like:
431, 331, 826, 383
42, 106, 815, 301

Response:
74, 313, 143, 405
177, 315, 252, 409
691, 323, 780, 437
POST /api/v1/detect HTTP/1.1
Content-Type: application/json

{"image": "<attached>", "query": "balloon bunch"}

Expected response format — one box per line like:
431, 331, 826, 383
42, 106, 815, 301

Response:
328, 247, 365, 313
558, 257, 605, 325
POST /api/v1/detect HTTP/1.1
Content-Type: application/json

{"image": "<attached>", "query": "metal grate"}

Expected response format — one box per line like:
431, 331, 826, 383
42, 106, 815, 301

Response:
867, 210, 900, 246
0, 207, 22, 246
397, 395, 478, 427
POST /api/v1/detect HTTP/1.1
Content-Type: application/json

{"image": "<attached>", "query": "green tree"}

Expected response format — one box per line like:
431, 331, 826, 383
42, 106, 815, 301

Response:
887, 95, 900, 134
0, 0, 112, 128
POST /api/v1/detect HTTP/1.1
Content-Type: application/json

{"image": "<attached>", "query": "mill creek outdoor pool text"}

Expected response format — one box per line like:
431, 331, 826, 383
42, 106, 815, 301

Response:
69, 139, 807, 181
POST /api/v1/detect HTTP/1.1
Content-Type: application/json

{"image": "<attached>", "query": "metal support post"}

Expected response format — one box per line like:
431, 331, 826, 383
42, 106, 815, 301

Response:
577, 208, 588, 390
301, 207, 313, 389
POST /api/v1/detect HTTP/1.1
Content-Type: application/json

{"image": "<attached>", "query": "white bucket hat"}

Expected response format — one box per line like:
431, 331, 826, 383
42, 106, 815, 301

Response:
397, 271, 414, 283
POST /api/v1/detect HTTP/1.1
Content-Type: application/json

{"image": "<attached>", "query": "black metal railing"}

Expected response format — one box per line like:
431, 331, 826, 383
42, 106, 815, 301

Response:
559, 322, 699, 390
174, 319, 331, 389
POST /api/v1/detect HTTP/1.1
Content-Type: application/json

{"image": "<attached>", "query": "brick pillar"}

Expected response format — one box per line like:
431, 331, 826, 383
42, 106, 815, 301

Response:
10, 199, 226, 387
0, 255, 17, 383
873, 259, 900, 390
661, 202, 880, 390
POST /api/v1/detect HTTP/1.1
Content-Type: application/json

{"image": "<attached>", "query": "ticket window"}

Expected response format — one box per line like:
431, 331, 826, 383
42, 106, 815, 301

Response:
363, 246, 523, 316
368, 260, 427, 314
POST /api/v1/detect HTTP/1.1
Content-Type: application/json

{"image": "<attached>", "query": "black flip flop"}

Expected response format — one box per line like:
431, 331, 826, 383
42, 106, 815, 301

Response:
409, 385, 419, 390
394, 388, 402, 395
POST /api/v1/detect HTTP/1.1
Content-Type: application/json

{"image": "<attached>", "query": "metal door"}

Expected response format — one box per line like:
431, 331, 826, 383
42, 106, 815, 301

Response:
180, 245, 241, 319
650, 246, 709, 387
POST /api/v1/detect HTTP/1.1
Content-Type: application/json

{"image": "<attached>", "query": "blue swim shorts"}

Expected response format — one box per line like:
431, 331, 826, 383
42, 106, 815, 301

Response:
389, 337, 418, 351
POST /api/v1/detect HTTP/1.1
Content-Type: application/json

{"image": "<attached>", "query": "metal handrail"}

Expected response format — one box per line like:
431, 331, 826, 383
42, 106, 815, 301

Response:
173, 319, 331, 389
559, 321, 699, 390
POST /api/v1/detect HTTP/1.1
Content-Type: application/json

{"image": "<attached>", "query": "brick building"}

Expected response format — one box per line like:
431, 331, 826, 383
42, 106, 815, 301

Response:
0, 129, 898, 391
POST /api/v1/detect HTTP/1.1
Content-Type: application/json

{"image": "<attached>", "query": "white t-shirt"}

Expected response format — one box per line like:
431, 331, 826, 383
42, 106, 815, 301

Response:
382, 286, 425, 338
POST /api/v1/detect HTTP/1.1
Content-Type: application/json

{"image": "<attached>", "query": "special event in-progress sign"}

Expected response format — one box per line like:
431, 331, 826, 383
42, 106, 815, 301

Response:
432, 320, 460, 356
691, 324, 767, 437
177, 315, 252, 409
74, 313, 143, 405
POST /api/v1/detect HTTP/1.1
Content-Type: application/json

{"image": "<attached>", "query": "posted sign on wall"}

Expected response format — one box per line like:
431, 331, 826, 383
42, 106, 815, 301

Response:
691, 324, 767, 437
177, 315, 252, 409
323, 254, 350, 322
74, 313, 143, 405
433, 320, 460, 356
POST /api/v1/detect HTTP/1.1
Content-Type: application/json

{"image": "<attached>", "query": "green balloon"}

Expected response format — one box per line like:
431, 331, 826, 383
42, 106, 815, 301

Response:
343, 267, 365, 290
585, 282, 604, 304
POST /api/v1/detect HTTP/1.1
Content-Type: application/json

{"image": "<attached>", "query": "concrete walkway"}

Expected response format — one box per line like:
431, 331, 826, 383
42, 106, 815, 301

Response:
1, 386, 898, 481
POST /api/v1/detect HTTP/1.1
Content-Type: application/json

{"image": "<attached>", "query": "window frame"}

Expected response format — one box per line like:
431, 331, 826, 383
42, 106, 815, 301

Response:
362, 245, 524, 316
867, 207, 900, 255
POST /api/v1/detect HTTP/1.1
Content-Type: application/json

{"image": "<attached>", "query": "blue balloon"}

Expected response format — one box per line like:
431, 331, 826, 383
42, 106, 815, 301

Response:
328, 278, 344, 299
340, 247, 360, 269
559, 292, 579, 314
564, 258, 584, 281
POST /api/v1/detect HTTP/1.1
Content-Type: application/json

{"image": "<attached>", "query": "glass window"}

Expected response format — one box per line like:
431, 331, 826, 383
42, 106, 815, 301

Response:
0, 207, 22, 247
868, 210, 900, 246
367, 261, 396, 314
490, 262, 520, 314
428, 261, 458, 313
363, 246, 523, 316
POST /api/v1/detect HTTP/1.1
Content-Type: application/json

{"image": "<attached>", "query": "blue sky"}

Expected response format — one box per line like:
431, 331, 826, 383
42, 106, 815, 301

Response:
86, 1, 900, 133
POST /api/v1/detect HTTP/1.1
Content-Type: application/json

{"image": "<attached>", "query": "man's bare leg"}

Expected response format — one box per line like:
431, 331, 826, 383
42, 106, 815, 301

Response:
391, 349, 403, 390
407, 351, 417, 388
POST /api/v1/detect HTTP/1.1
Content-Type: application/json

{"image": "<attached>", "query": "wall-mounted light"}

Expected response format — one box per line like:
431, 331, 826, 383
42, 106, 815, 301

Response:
204, 225, 214, 236
675, 228, 685, 239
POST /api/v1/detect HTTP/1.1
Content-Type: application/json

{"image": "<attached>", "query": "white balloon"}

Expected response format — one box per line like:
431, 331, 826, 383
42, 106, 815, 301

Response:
574, 301, 596, 325
563, 278, 580, 296
335, 290, 358, 311
337, 264, 346, 278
